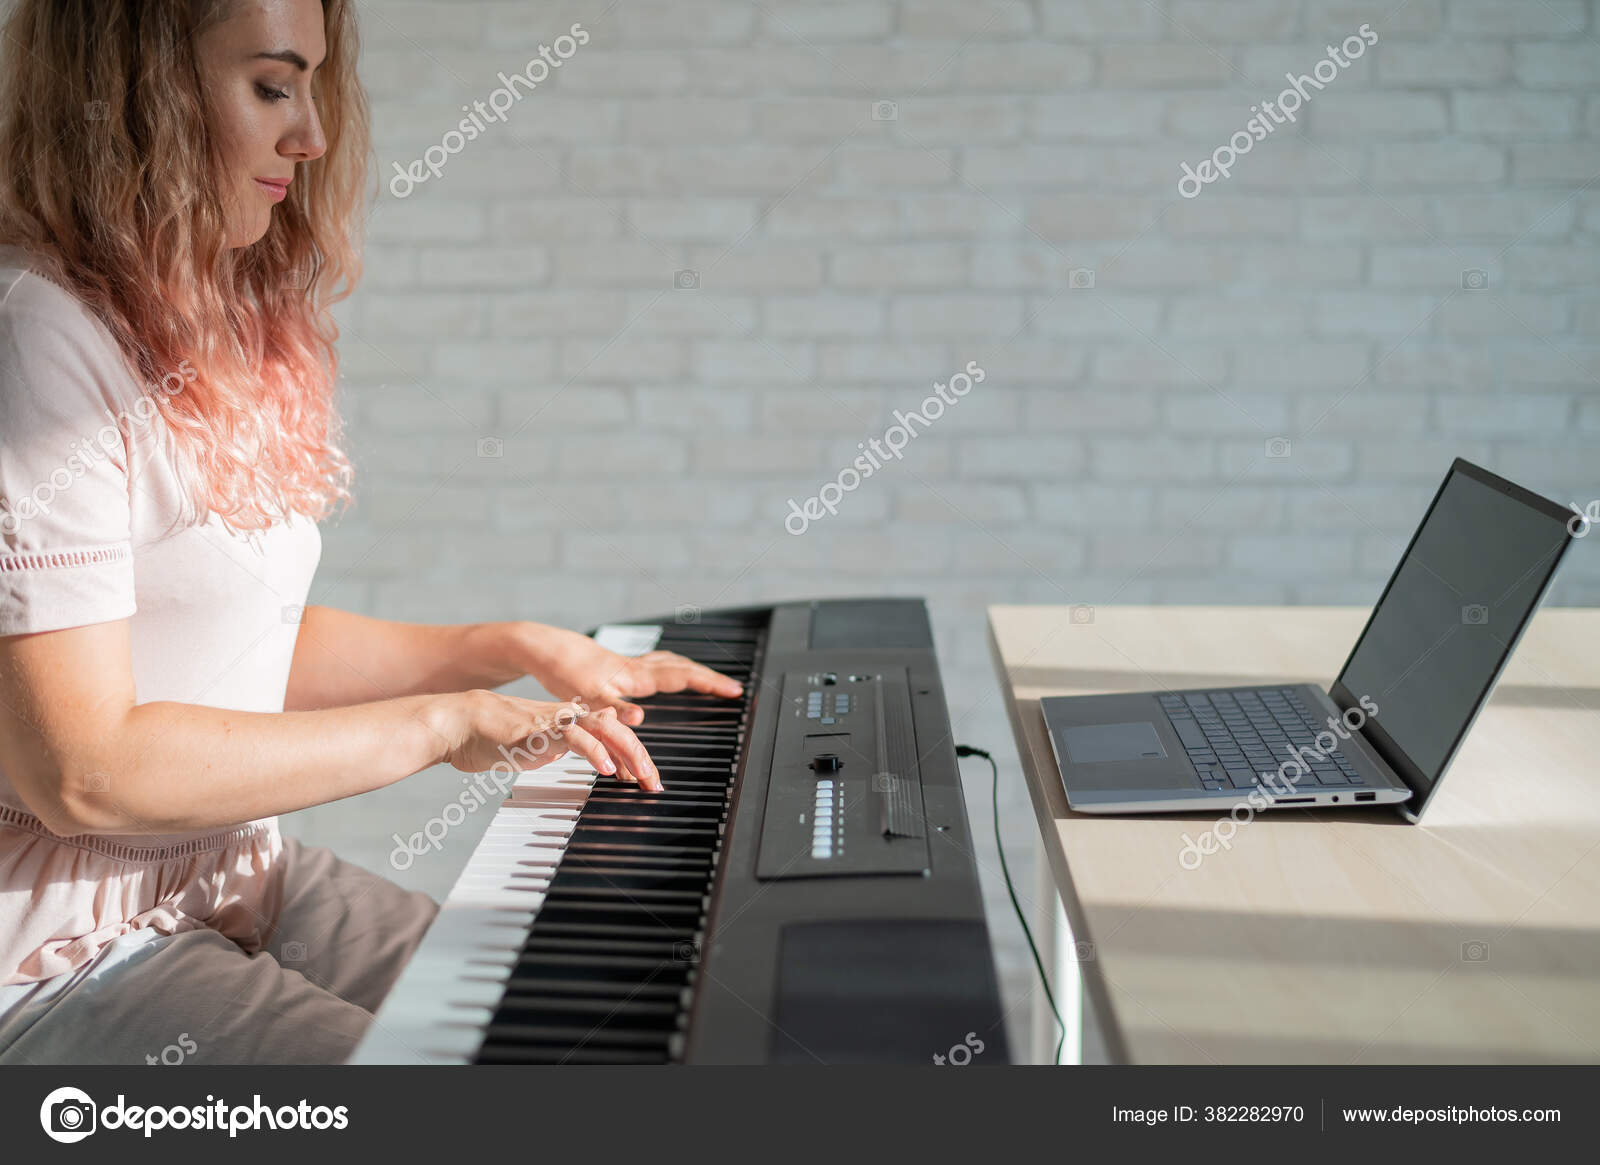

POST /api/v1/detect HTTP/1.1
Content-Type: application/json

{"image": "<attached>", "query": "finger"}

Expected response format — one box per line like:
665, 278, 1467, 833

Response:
580, 707, 636, 782
687, 663, 743, 699
585, 712, 662, 793
593, 681, 647, 727
637, 654, 744, 698
576, 708, 644, 785
558, 723, 616, 778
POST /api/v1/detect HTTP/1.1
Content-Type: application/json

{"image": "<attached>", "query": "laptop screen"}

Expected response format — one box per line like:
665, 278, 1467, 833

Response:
1332, 461, 1573, 813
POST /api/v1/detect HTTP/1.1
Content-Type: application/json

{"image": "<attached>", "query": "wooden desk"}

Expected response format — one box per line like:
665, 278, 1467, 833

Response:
987, 605, 1600, 1064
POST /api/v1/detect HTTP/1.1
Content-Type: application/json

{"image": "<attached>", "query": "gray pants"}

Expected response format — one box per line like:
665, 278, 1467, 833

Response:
0, 838, 438, 1065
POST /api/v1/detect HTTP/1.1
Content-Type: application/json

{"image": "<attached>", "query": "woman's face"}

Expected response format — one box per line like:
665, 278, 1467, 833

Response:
195, 0, 328, 249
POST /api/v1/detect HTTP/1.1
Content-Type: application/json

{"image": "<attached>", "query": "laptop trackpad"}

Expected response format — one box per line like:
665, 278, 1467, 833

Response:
1061, 722, 1167, 764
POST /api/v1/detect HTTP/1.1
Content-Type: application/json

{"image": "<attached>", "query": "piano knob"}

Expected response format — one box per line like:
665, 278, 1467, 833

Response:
810, 753, 843, 774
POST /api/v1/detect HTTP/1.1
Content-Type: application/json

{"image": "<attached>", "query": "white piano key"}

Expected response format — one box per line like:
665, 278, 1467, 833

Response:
592, 623, 663, 655
352, 796, 594, 1063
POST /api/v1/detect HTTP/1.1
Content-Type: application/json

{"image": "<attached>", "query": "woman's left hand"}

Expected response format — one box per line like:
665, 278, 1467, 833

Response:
524, 625, 743, 725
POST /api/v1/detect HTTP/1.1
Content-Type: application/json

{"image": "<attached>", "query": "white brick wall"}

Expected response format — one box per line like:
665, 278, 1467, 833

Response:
283, 0, 1600, 1060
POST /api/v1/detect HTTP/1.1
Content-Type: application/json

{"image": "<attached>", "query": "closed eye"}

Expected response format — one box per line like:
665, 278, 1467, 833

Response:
256, 82, 291, 103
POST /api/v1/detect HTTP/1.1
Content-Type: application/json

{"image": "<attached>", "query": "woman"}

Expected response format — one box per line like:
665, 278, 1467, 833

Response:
0, 0, 740, 1063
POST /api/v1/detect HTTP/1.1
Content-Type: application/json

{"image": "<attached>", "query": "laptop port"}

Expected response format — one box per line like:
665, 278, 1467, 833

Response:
1355, 791, 1376, 802
1274, 796, 1313, 804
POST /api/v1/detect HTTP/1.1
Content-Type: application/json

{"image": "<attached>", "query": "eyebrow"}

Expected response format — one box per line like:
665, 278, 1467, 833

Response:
252, 49, 312, 71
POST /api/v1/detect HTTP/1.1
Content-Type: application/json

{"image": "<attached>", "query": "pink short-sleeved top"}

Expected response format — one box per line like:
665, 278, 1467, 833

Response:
0, 246, 323, 984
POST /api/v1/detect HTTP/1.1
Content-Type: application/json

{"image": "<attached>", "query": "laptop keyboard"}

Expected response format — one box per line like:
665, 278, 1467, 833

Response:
1159, 688, 1363, 794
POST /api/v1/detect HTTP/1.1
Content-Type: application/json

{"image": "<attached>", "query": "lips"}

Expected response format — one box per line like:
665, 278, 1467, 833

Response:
254, 177, 290, 201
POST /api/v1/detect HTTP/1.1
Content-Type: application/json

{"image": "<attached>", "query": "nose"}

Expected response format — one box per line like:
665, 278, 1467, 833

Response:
282, 96, 327, 164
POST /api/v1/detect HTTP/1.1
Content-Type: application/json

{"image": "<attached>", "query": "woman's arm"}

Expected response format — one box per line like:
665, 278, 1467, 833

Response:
285, 606, 743, 723
284, 606, 535, 710
0, 618, 662, 837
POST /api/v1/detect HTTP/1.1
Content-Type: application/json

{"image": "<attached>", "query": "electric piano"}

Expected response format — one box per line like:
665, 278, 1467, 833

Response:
351, 598, 1010, 1065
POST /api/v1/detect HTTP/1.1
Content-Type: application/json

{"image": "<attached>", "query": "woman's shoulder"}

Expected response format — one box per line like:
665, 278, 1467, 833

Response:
0, 245, 143, 413
0, 244, 108, 336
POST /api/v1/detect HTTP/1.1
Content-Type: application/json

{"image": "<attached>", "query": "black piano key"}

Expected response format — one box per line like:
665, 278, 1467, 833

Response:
545, 870, 708, 892
499, 975, 683, 999
520, 935, 692, 958
561, 854, 713, 873
512, 950, 692, 974
478, 1023, 674, 1049
568, 823, 721, 843
488, 997, 681, 1029
562, 841, 717, 860
530, 900, 704, 928
539, 885, 705, 905
574, 807, 726, 825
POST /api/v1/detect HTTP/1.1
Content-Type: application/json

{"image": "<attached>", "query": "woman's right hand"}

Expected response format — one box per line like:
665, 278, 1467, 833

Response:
430, 689, 662, 792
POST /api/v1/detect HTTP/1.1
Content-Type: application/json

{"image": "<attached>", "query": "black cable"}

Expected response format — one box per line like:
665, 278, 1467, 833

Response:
957, 743, 1066, 1066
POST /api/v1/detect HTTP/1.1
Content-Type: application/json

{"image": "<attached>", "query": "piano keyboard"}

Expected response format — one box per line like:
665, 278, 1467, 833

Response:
353, 599, 1009, 1065
353, 614, 763, 1065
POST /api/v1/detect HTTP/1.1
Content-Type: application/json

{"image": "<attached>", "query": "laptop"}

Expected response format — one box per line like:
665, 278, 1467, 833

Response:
1041, 459, 1577, 822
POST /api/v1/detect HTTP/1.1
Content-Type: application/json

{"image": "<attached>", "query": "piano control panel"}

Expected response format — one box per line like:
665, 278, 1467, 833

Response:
755, 667, 932, 880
